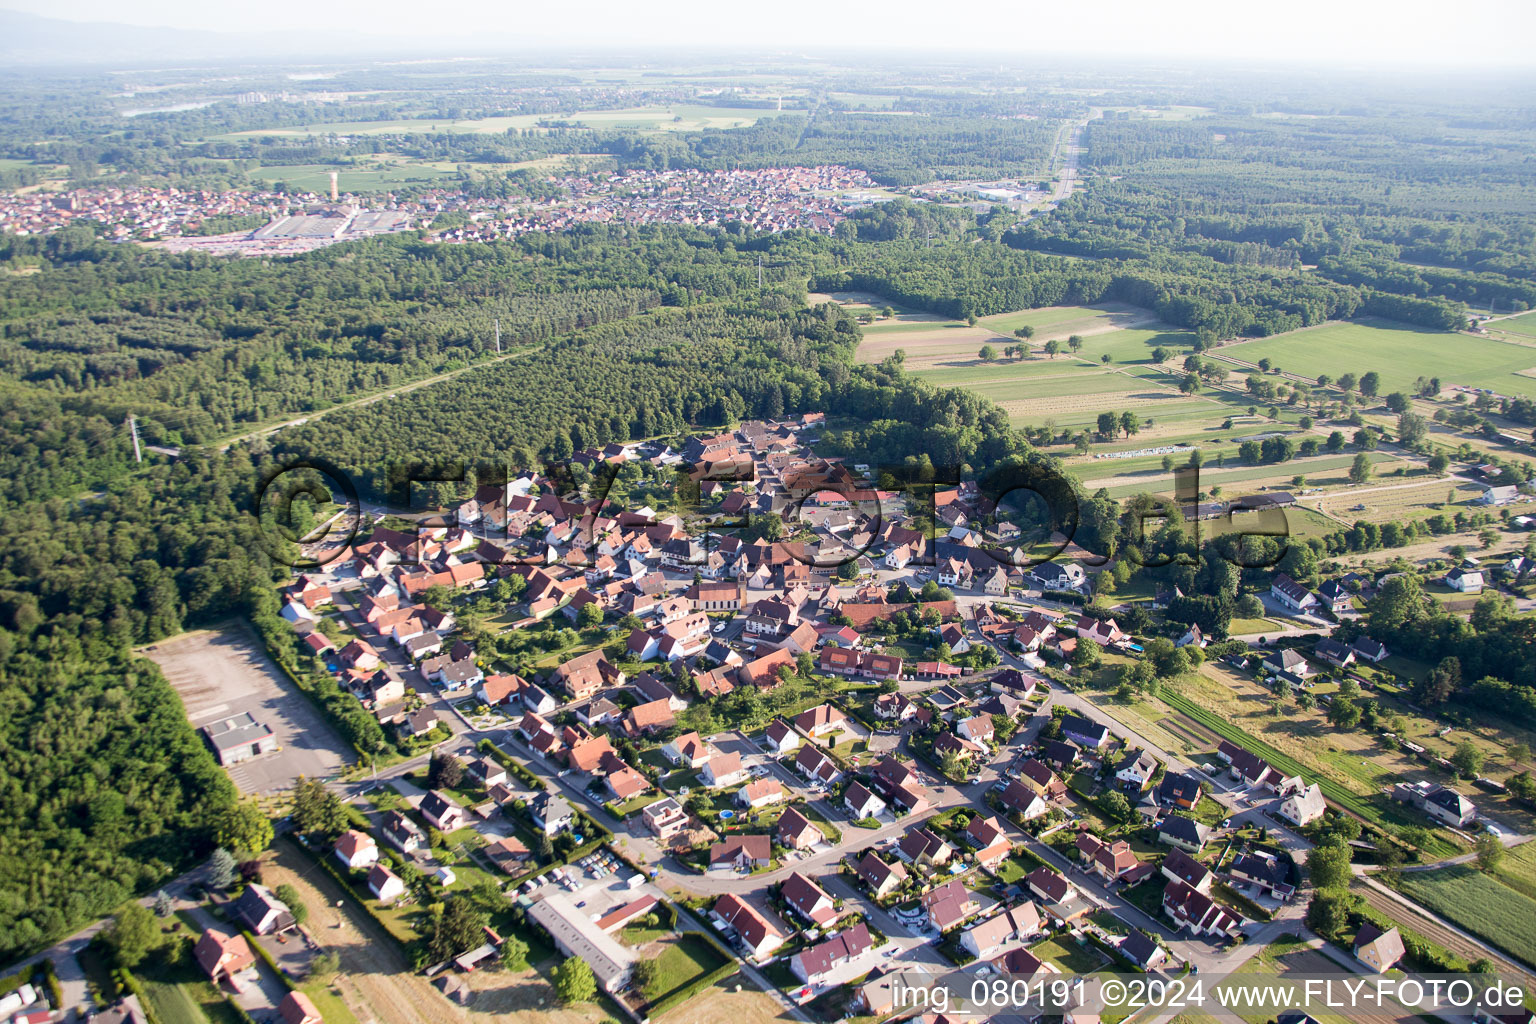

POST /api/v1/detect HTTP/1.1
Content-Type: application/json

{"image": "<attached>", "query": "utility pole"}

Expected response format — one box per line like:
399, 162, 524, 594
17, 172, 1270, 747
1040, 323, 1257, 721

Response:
494, 318, 501, 354
128, 414, 142, 464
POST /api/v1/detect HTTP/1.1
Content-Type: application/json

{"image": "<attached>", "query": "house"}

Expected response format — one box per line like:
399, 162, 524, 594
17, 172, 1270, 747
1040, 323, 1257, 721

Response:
1076, 615, 1124, 647
844, 781, 887, 819
982, 566, 1010, 596
922, 880, 980, 933
791, 923, 873, 985
1317, 580, 1353, 614
1445, 566, 1485, 593
1157, 771, 1204, 810
1060, 714, 1111, 749
960, 903, 1041, 959
1023, 867, 1084, 924
1033, 562, 1087, 592
1162, 878, 1241, 937
1015, 758, 1068, 800
1279, 783, 1327, 826
1263, 648, 1314, 683
333, 830, 379, 870
1351, 636, 1390, 663
1176, 624, 1206, 649
530, 793, 575, 835
1314, 637, 1356, 668
781, 871, 839, 928
701, 752, 749, 788
956, 715, 995, 746
998, 780, 1049, 821
794, 703, 850, 738
1157, 815, 1212, 853
1392, 781, 1478, 827
469, 757, 508, 789
1041, 739, 1081, 771
1353, 923, 1406, 972
642, 797, 688, 839
420, 790, 466, 832
897, 827, 954, 870
232, 884, 294, 936
1114, 748, 1158, 791
202, 712, 278, 766
763, 719, 800, 754
990, 668, 1040, 699
709, 835, 772, 872
662, 731, 713, 769
622, 697, 675, 737
381, 810, 425, 853
1270, 573, 1317, 612
710, 894, 785, 960
485, 836, 532, 873
1230, 852, 1295, 900
1161, 848, 1214, 893
738, 778, 785, 809
991, 947, 1059, 981
279, 992, 322, 1024
777, 807, 823, 850
855, 851, 908, 898
1478, 484, 1520, 506
550, 649, 624, 700
605, 766, 651, 802
874, 691, 918, 722
194, 928, 255, 983
965, 814, 1013, 867
1077, 831, 1145, 884
1118, 930, 1167, 971
368, 864, 406, 903
795, 745, 843, 786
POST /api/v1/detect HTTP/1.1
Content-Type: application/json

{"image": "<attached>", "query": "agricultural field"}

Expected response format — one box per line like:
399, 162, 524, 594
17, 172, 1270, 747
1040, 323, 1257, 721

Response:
1487, 311, 1536, 340
217, 106, 773, 140
1389, 866, 1536, 970
1212, 318, 1536, 398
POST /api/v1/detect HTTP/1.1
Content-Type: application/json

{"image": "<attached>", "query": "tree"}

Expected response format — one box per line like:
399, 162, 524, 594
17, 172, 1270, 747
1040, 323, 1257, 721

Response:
1428, 452, 1450, 474
209, 848, 237, 889
1349, 454, 1372, 484
275, 884, 308, 926
631, 958, 661, 995
1360, 371, 1381, 398
1386, 392, 1409, 414
1096, 412, 1117, 438
1451, 739, 1485, 778
1508, 740, 1531, 766
1015, 325, 1035, 340
1120, 410, 1139, 438
103, 903, 160, 969
213, 803, 274, 857
1475, 833, 1505, 873
291, 777, 350, 838
577, 602, 603, 628
1073, 638, 1102, 672
428, 895, 489, 962
1044, 339, 1061, 359
1308, 843, 1353, 890
1327, 696, 1361, 730
499, 935, 530, 971
979, 345, 998, 362
1068, 335, 1084, 353
153, 890, 174, 918
1398, 412, 1428, 447
429, 752, 465, 790
1098, 790, 1133, 824
1326, 430, 1346, 452
553, 955, 597, 1004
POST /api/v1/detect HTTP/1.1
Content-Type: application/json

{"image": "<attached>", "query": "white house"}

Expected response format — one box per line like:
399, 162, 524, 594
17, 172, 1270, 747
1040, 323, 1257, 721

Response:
844, 782, 887, 819
701, 753, 750, 789
1478, 485, 1520, 506
1444, 566, 1484, 593
368, 864, 406, 904
332, 830, 379, 870
1278, 783, 1326, 826
1269, 573, 1316, 612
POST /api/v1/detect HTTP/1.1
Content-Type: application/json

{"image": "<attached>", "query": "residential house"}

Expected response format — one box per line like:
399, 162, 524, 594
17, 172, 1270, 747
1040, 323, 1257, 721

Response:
709, 835, 772, 872
790, 924, 873, 985
1263, 648, 1314, 683
781, 872, 839, 928
232, 884, 294, 936
1162, 879, 1241, 938
795, 745, 843, 786
279, 992, 321, 1024
1060, 714, 1111, 749
763, 719, 799, 754
1015, 758, 1068, 800
854, 851, 908, 898
897, 827, 954, 870
874, 691, 918, 723
1119, 931, 1167, 971
921, 880, 980, 933
530, 793, 575, 835
1351, 637, 1390, 663
1279, 783, 1327, 826
965, 815, 1013, 867
794, 703, 850, 738
1445, 566, 1485, 593
419, 790, 466, 832
1160, 848, 1214, 893
381, 810, 425, 854
1077, 831, 1145, 884
710, 894, 785, 960
368, 864, 406, 904
956, 715, 996, 746
960, 903, 1041, 959
333, 830, 379, 871
998, 780, 1049, 821
1114, 748, 1159, 791
1317, 580, 1353, 615
662, 731, 713, 769
1157, 771, 1204, 811
1270, 573, 1317, 612
701, 752, 749, 788
738, 778, 785, 809
550, 649, 624, 700
1392, 781, 1478, 827
844, 781, 887, 819
1230, 852, 1294, 900
1157, 815, 1212, 853
1313, 637, 1356, 668
1353, 924, 1406, 973
777, 807, 823, 851
194, 929, 255, 983
642, 797, 688, 839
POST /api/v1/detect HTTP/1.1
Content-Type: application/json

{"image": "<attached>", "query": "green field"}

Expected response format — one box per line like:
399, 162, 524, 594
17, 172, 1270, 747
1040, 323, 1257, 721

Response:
1490, 312, 1536, 340
220, 106, 773, 140
1390, 865, 1536, 969
248, 163, 460, 193
1214, 318, 1536, 397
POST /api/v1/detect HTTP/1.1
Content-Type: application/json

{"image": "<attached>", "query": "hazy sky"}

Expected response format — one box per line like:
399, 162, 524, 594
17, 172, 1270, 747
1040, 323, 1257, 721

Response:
3, 0, 1534, 68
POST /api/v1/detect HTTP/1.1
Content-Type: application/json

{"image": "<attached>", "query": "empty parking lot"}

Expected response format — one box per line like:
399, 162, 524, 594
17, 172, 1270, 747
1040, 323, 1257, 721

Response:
145, 622, 354, 794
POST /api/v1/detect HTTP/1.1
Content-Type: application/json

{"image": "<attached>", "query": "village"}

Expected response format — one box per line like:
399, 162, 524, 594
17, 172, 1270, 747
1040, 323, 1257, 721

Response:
49, 409, 1520, 1024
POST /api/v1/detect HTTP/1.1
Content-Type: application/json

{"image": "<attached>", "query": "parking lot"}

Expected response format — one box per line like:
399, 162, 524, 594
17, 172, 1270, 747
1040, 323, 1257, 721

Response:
146, 622, 354, 794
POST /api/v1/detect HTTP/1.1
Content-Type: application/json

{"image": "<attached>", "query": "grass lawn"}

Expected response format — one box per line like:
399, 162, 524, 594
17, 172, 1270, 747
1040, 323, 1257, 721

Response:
297, 981, 361, 1024
1121, 876, 1167, 918
1030, 936, 1109, 974
1390, 866, 1536, 969
136, 954, 246, 1024
1214, 318, 1536, 398
645, 933, 731, 1005
989, 856, 1029, 885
